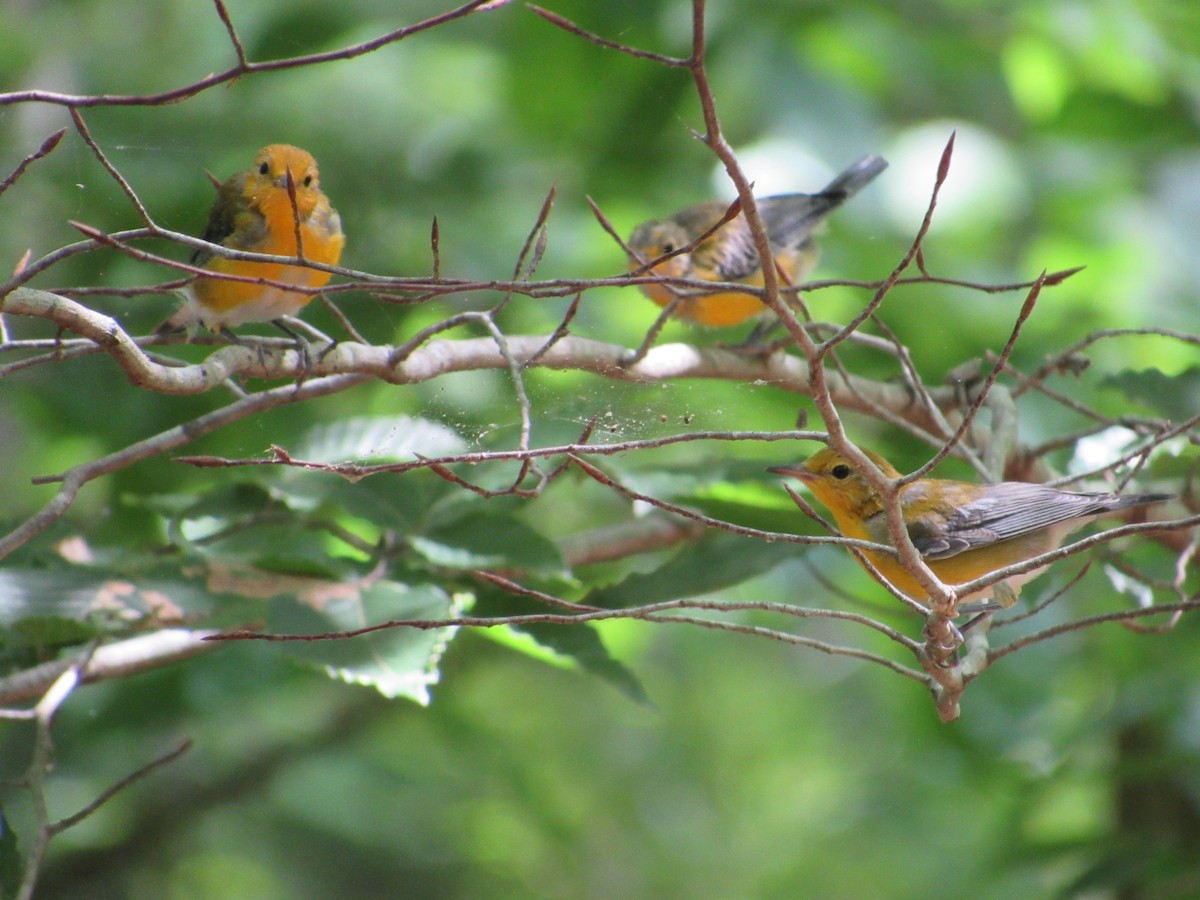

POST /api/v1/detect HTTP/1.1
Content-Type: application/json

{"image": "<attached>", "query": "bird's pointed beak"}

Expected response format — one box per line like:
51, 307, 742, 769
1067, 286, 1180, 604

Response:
767, 463, 812, 481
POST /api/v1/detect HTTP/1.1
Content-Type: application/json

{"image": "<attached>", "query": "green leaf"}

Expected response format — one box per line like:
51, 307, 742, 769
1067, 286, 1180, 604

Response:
0, 557, 301, 658
0, 568, 145, 628
187, 522, 346, 577
583, 533, 801, 609
0, 806, 22, 900
166, 483, 303, 555
307, 472, 456, 533
521, 620, 650, 705
612, 458, 810, 533
251, 416, 472, 532
1101, 367, 1200, 419
474, 588, 649, 705
616, 458, 780, 500
411, 515, 564, 574
7, 615, 99, 649
268, 581, 461, 703
291, 414, 468, 464
133, 566, 262, 625
176, 482, 275, 521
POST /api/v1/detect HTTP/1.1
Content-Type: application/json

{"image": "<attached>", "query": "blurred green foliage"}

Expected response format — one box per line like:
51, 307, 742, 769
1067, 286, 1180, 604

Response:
2, 0, 1199, 896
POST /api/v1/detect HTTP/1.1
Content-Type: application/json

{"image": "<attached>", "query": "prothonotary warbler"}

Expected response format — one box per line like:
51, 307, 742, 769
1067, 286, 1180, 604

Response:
769, 446, 1169, 608
159, 144, 344, 339
626, 155, 887, 331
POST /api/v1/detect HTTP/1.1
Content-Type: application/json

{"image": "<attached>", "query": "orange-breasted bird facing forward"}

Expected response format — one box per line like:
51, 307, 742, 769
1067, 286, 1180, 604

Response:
769, 446, 1169, 609
627, 155, 887, 328
161, 144, 344, 335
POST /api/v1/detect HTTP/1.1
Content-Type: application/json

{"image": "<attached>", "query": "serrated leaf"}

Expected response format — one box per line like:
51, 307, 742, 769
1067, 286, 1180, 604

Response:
293, 415, 468, 463
1101, 367, 1200, 419
269, 581, 460, 703
262, 416, 473, 529
583, 533, 801, 609
411, 515, 564, 574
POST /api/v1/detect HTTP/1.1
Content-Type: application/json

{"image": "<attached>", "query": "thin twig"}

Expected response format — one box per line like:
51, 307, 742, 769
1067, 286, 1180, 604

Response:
990, 598, 1200, 662
51, 740, 193, 834
0, 0, 512, 109
526, 4, 687, 66
69, 108, 155, 226
211, 0, 248, 67
0, 128, 66, 200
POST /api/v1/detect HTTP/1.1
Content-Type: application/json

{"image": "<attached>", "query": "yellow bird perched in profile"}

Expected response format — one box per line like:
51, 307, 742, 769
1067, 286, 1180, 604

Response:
159, 143, 345, 339
626, 155, 887, 330
769, 446, 1169, 609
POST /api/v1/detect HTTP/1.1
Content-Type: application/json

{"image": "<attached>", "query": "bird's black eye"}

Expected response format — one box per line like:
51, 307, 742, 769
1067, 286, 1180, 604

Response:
831, 464, 852, 479
303, 174, 313, 187
259, 161, 270, 176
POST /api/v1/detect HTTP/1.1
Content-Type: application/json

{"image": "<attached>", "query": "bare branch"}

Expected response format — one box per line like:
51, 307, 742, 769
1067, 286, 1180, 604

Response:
51, 740, 193, 835
526, 4, 687, 66
0, 371, 368, 561
0, 128, 66, 200
0, 1, 512, 109
178, 428, 819, 478
69, 108, 155, 226
0, 629, 221, 704
211, 0, 248, 67
990, 598, 1200, 663
904, 271, 1044, 484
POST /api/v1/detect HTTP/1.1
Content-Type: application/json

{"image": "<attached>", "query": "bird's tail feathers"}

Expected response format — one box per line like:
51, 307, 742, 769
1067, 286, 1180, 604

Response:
153, 290, 199, 336
820, 154, 889, 201
1102, 492, 1173, 513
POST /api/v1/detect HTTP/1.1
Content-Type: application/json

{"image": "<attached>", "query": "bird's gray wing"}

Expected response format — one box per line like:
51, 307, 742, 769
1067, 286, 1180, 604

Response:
907, 482, 1147, 560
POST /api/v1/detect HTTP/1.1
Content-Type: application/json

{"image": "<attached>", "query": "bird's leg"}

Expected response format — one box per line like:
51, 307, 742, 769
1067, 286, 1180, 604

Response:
209, 325, 272, 369
944, 358, 988, 415
958, 610, 994, 633
316, 295, 366, 361
957, 581, 1022, 633
744, 318, 781, 345
621, 296, 681, 366
723, 265, 804, 354
722, 257, 797, 353
316, 339, 340, 365
277, 313, 340, 364
270, 318, 313, 380
922, 615, 965, 667
719, 317, 785, 355
958, 581, 1021, 617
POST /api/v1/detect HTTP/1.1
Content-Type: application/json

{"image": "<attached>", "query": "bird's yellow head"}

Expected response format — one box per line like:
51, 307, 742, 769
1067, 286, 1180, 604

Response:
769, 447, 902, 529
627, 219, 692, 279
246, 144, 324, 216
